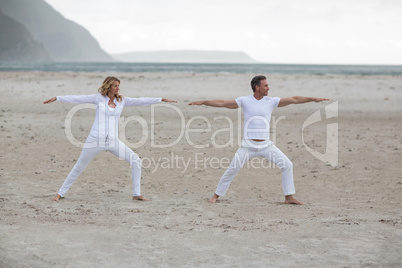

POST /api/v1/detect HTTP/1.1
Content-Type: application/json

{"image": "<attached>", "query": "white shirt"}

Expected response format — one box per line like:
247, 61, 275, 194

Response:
235, 95, 280, 140
57, 93, 161, 147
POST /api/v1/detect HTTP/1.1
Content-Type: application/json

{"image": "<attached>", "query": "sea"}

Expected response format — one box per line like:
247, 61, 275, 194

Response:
1, 62, 402, 76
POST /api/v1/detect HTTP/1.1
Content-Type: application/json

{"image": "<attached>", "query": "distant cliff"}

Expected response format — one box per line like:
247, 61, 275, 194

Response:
0, 0, 113, 62
112, 50, 257, 63
0, 9, 51, 62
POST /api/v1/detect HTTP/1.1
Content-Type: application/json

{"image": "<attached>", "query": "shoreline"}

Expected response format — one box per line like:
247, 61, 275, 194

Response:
1, 61, 402, 75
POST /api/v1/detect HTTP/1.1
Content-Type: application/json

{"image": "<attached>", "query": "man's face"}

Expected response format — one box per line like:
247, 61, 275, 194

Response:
256, 79, 269, 96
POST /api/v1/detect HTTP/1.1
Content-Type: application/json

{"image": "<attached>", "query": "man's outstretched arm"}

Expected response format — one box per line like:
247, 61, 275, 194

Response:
278, 96, 329, 107
188, 100, 239, 109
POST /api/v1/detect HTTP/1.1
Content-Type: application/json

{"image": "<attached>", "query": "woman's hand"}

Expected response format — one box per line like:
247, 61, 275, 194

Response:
162, 98, 177, 103
43, 97, 57, 104
188, 101, 205, 105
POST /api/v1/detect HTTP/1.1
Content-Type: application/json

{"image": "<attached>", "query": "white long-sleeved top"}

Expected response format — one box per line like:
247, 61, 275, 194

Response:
57, 93, 162, 147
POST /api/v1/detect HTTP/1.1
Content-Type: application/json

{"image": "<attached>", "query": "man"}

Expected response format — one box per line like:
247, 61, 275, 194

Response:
189, 75, 329, 205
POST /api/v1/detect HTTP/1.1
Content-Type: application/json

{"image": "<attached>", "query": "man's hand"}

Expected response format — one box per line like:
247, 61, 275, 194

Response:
188, 101, 205, 106
313, 98, 329, 103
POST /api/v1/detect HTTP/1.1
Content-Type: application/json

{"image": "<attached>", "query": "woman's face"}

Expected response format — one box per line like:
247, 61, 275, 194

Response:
110, 81, 120, 95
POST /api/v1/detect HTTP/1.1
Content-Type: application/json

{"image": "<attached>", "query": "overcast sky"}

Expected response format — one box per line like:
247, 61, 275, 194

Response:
44, 0, 402, 65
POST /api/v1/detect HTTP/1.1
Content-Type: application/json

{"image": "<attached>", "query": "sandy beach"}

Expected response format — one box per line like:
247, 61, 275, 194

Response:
0, 71, 401, 267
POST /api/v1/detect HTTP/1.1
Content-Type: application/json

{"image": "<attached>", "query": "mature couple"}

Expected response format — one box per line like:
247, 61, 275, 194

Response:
44, 75, 328, 205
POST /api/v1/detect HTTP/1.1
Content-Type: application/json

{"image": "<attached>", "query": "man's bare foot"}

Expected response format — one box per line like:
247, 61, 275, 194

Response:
284, 195, 304, 205
132, 196, 150, 201
208, 193, 219, 203
52, 194, 62, 201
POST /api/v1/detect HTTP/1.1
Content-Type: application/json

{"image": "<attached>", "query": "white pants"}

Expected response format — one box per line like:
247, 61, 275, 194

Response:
215, 139, 295, 197
57, 140, 142, 197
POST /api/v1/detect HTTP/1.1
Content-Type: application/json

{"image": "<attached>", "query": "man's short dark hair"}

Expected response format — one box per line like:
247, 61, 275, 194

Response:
251, 75, 267, 92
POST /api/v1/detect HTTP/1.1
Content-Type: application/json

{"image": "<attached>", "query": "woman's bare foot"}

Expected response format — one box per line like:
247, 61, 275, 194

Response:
132, 196, 150, 201
52, 194, 62, 201
284, 195, 304, 205
208, 193, 219, 203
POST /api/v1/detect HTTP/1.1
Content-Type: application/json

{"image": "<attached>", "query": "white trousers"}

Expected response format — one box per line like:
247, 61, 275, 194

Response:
57, 140, 142, 197
215, 139, 296, 197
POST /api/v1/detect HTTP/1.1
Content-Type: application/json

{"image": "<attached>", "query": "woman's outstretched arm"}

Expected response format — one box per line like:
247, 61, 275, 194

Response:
124, 97, 177, 106
44, 94, 98, 104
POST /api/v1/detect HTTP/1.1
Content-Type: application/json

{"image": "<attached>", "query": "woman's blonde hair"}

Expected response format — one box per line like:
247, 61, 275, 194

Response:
98, 76, 123, 102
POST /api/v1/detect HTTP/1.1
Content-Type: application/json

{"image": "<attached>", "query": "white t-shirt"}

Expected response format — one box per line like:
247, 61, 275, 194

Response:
235, 95, 280, 140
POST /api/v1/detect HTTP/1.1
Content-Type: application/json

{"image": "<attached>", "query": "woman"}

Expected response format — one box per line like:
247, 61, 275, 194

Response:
44, 76, 176, 201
